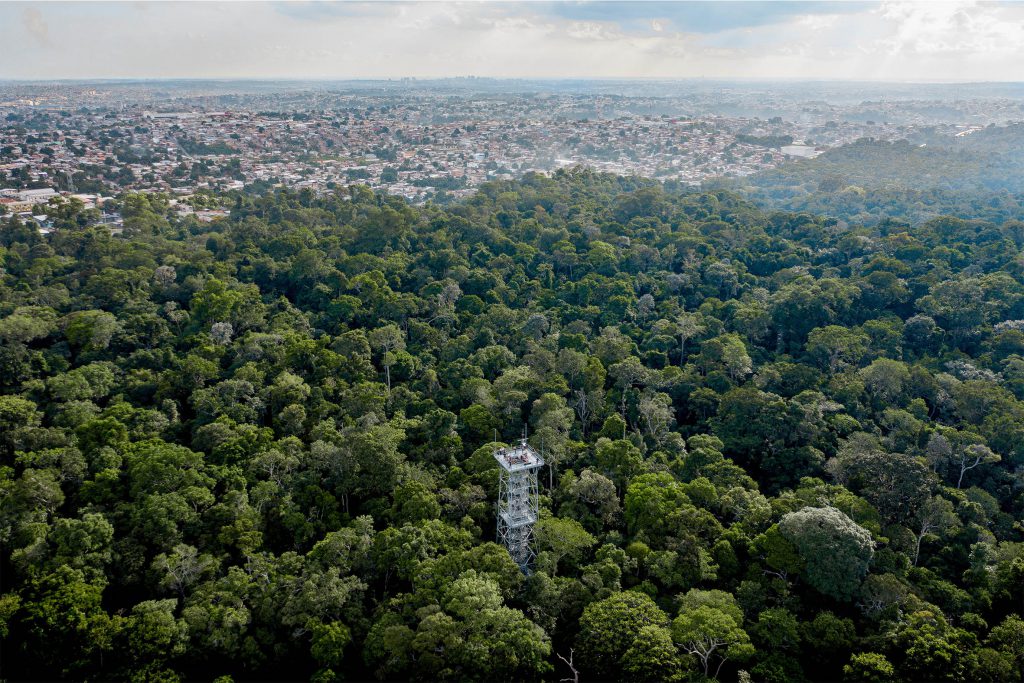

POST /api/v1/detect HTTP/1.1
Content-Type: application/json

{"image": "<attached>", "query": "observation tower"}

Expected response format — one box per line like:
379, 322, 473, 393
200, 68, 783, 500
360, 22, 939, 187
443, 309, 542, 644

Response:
494, 439, 544, 573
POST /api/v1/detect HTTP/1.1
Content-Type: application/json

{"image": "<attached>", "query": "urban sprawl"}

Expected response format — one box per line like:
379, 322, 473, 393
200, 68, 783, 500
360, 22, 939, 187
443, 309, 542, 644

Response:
2, 82, 1020, 229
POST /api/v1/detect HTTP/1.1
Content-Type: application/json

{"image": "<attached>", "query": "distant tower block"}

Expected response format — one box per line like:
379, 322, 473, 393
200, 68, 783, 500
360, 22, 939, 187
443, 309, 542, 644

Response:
494, 439, 544, 573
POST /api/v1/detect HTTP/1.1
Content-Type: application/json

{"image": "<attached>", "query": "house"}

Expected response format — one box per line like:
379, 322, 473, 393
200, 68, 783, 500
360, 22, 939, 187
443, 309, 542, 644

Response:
2, 198, 37, 213
17, 188, 58, 203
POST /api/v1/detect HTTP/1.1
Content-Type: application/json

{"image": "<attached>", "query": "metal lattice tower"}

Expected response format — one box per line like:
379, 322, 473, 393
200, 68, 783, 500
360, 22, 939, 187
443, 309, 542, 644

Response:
494, 439, 544, 573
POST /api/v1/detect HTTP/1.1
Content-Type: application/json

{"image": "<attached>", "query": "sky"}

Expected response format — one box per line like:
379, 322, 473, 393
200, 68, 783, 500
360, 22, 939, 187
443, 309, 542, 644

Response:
1, 1, 1023, 82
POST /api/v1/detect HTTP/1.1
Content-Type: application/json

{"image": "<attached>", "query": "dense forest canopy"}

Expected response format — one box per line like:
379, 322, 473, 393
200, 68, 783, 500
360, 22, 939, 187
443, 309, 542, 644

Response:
736, 127, 1024, 227
1, 169, 1023, 682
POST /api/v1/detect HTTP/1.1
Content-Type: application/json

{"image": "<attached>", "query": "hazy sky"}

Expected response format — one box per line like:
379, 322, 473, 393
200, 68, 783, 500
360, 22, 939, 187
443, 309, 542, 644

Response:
2, 1, 1023, 82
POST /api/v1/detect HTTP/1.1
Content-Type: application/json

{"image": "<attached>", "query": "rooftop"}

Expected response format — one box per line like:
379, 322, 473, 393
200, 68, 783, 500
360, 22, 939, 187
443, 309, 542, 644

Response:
494, 439, 544, 472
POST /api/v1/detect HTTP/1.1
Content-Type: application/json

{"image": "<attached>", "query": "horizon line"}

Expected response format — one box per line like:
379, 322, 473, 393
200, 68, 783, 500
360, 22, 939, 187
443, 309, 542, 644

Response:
2, 77, 1024, 86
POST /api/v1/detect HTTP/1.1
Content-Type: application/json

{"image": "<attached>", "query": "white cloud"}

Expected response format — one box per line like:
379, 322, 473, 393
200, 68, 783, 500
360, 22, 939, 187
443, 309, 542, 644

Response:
876, 0, 1024, 56
0, 1, 1021, 81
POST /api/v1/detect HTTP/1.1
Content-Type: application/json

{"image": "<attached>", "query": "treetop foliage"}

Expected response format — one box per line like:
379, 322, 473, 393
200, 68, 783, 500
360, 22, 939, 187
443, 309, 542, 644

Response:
1, 168, 1023, 681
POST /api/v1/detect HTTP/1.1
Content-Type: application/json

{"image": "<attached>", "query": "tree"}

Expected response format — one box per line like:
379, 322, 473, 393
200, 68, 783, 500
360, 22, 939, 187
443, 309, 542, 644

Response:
779, 507, 874, 601
911, 496, 961, 566
609, 356, 648, 421
624, 472, 688, 539
530, 392, 574, 488
365, 570, 551, 681
64, 310, 120, 352
985, 614, 1024, 679
671, 589, 754, 680
153, 543, 218, 597
807, 325, 869, 372
126, 599, 189, 663
843, 652, 895, 682
47, 513, 114, 580
210, 321, 234, 345
802, 611, 857, 673
534, 516, 596, 576
887, 610, 979, 682
20, 566, 122, 676
621, 624, 688, 682
389, 479, 441, 524
181, 568, 252, 662
859, 358, 910, 404
594, 437, 644, 491
712, 387, 795, 463
576, 591, 669, 676
952, 443, 1000, 489
371, 520, 473, 585
700, 333, 753, 381
917, 278, 987, 346
368, 323, 405, 392
637, 390, 676, 446
349, 421, 407, 502
0, 395, 42, 456
830, 439, 934, 525
0, 306, 58, 345
561, 468, 621, 531
674, 312, 706, 365
310, 620, 352, 671
927, 430, 1002, 488
753, 607, 800, 651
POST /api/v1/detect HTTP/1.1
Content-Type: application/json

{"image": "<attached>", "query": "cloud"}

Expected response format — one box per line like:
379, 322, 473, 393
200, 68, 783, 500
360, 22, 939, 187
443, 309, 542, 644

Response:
0, 1, 1021, 81
21, 6, 49, 47
543, 1, 872, 34
876, 0, 1024, 56
272, 1, 391, 22
566, 20, 624, 41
